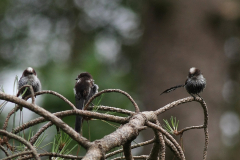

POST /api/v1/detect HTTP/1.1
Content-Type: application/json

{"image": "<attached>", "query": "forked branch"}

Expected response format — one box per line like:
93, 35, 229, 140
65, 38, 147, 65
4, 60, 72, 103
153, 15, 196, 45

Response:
0, 90, 209, 160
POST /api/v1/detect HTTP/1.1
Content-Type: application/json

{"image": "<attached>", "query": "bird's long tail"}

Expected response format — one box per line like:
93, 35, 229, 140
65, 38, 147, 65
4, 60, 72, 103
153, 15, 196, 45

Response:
160, 84, 185, 95
75, 98, 84, 133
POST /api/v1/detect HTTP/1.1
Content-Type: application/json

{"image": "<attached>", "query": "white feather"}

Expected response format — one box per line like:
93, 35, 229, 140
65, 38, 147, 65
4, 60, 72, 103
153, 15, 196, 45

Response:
27, 67, 34, 73
189, 67, 196, 74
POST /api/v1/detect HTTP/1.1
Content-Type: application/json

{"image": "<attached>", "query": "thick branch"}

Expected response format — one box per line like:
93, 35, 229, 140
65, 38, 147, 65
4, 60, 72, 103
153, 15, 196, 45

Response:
106, 138, 155, 158
83, 113, 147, 159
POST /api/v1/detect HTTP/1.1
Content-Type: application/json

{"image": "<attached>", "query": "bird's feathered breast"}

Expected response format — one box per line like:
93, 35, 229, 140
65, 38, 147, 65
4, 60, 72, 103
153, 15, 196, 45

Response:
75, 78, 93, 99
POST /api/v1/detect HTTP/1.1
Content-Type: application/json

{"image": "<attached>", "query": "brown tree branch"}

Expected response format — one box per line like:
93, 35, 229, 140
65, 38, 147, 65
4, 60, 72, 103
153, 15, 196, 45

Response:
0, 92, 92, 149
164, 137, 181, 159
29, 122, 53, 145
155, 97, 193, 115
1, 150, 33, 160
83, 113, 148, 159
84, 89, 140, 113
148, 120, 165, 160
156, 97, 209, 160
3, 85, 36, 131
0, 87, 208, 160
17, 152, 83, 160
106, 138, 155, 158
176, 125, 204, 135
2, 105, 21, 130
0, 145, 9, 156
0, 130, 39, 160
87, 105, 134, 115
13, 109, 128, 134
146, 122, 185, 160
201, 100, 209, 160
25, 90, 76, 109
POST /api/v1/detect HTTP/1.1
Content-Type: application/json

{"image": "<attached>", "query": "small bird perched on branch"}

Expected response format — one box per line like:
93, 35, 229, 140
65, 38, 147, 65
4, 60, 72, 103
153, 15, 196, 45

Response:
18, 67, 42, 99
160, 67, 206, 100
74, 72, 98, 133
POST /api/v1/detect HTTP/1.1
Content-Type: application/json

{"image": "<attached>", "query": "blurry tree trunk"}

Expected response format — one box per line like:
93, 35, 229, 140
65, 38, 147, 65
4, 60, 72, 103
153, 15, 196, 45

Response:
139, 0, 226, 159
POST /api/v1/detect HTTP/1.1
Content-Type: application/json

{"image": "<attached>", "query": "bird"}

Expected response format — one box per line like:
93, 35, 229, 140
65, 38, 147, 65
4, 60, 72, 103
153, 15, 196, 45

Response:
18, 67, 41, 99
160, 67, 206, 100
74, 72, 98, 133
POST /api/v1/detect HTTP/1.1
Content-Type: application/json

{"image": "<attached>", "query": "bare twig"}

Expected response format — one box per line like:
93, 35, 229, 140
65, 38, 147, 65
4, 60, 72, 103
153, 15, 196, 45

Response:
200, 100, 209, 160
0, 130, 40, 160
88, 105, 134, 115
0, 145, 9, 156
84, 89, 140, 113
2, 105, 21, 130
13, 109, 128, 134
148, 120, 165, 160
146, 122, 185, 160
1, 150, 33, 160
17, 152, 83, 160
29, 122, 53, 145
156, 97, 209, 160
176, 125, 204, 135
25, 90, 76, 109
164, 137, 181, 159
155, 97, 193, 115
3, 85, 35, 131
0, 92, 92, 149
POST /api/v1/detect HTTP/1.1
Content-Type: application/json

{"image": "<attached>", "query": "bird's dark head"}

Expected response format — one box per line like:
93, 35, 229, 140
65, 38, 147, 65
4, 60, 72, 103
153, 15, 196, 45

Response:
188, 67, 201, 78
22, 67, 37, 77
75, 72, 93, 80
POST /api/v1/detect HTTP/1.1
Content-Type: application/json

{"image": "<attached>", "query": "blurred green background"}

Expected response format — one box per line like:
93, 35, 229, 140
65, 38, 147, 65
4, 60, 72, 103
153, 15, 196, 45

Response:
0, 0, 240, 159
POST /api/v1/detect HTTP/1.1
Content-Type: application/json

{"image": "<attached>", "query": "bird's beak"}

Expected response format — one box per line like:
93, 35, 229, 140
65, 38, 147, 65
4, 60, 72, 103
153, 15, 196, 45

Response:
75, 78, 79, 80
